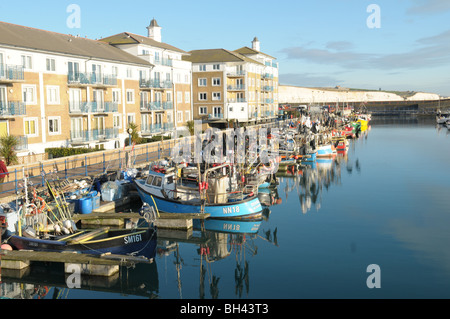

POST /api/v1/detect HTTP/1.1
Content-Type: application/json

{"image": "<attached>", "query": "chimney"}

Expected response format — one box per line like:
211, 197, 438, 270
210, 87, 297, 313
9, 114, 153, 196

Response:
252, 37, 260, 51
147, 18, 162, 42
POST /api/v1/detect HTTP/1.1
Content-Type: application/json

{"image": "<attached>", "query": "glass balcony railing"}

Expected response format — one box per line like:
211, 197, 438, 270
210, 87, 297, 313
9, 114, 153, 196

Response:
0, 64, 24, 82
209, 113, 224, 119
163, 101, 173, 110
0, 101, 26, 116
227, 70, 246, 77
15, 135, 28, 151
69, 102, 118, 114
139, 79, 173, 89
70, 128, 118, 143
68, 72, 117, 86
227, 85, 246, 91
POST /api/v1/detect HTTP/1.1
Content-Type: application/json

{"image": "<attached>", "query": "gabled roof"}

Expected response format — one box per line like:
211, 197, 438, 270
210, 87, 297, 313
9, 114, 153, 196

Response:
182, 48, 264, 65
234, 46, 276, 60
100, 32, 188, 55
0, 21, 151, 66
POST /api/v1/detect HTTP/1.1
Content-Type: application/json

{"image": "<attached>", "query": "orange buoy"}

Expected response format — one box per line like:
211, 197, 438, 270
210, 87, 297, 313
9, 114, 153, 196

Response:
1, 244, 13, 251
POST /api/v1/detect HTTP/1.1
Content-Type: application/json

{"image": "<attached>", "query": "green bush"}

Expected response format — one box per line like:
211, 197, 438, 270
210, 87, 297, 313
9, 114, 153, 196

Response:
45, 147, 103, 159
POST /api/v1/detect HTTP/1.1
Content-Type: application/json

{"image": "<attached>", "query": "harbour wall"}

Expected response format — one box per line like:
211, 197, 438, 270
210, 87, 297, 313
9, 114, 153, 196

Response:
278, 85, 449, 115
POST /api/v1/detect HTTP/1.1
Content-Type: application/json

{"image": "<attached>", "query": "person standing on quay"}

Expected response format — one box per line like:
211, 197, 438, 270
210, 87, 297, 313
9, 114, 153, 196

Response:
0, 156, 9, 192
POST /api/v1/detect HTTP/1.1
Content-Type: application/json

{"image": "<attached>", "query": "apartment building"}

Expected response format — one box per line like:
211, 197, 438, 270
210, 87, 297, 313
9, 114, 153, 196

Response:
101, 19, 193, 137
0, 21, 156, 157
183, 37, 279, 129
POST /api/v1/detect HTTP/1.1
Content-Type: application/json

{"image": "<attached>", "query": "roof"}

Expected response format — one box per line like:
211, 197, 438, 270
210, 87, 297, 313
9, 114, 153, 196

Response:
182, 48, 264, 65
234, 46, 276, 60
149, 19, 160, 28
0, 21, 151, 66
100, 32, 188, 55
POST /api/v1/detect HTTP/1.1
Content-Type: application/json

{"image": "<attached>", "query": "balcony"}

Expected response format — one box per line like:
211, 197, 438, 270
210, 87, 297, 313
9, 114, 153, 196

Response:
262, 73, 274, 80
262, 86, 274, 92
70, 128, 119, 144
68, 72, 117, 87
163, 101, 173, 110
209, 113, 224, 120
163, 122, 174, 131
262, 98, 274, 104
227, 98, 247, 103
141, 123, 163, 135
15, 136, 28, 151
155, 58, 173, 67
0, 101, 26, 117
139, 79, 173, 90
227, 70, 246, 77
0, 64, 25, 83
227, 85, 246, 91
69, 101, 118, 114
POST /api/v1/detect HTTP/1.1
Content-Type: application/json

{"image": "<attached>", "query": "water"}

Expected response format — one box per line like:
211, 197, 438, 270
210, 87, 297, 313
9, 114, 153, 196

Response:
2, 116, 450, 300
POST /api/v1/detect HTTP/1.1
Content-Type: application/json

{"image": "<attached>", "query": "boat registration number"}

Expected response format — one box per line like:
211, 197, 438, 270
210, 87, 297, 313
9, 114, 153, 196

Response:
124, 233, 143, 244
223, 206, 240, 215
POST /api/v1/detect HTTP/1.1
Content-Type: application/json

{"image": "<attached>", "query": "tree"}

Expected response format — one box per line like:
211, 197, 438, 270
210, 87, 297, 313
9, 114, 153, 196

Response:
0, 135, 19, 166
186, 120, 195, 136
126, 122, 141, 146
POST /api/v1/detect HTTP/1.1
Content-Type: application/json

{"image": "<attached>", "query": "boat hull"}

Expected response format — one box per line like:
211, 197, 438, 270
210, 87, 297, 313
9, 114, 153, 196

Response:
8, 228, 157, 259
135, 180, 263, 219
316, 145, 333, 158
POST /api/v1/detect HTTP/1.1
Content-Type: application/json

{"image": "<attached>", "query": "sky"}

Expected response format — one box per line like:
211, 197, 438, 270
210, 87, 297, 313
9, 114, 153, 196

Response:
1, 0, 450, 96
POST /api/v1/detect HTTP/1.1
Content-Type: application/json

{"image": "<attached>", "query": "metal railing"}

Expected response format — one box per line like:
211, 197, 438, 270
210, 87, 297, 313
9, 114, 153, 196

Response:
68, 72, 118, 86
0, 64, 24, 81
0, 101, 26, 116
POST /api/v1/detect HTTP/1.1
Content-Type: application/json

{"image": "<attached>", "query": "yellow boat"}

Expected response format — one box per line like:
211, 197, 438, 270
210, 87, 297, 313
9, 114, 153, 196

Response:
358, 118, 368, 131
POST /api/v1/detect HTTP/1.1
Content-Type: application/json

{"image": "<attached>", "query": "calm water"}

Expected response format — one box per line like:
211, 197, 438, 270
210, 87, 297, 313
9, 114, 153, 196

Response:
2, 116, 450, 300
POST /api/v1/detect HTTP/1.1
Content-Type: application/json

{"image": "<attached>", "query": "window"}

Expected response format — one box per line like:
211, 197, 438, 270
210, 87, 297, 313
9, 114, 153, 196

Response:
199, 93, 207, 101
112, 66, 118, 77
177, 91, 183, 103
48, 117, 61, 135
212, 92, 221, 101
152, 176, 162, 187
198, 78, 207, 87
113, 114, 122, 129
199, 65, 206, 71
112, 89, 121, 103
21, 55, 32, 69
185, 92, 190, 104
212, 78, 221, 86
22, 85, 37, 105
146, 175, 154, 185
24, 118, 38, 137
127, 113, 135, 126
46, 58, 56, 72
46, 86, 60, 105
126, 90, 135, 104
199, 106, 207, 115
155, 52, 160, 63
126, 68, 133, 79
185, 110, 190, 122
213, 64, 220, 70
177, 111, 183, 123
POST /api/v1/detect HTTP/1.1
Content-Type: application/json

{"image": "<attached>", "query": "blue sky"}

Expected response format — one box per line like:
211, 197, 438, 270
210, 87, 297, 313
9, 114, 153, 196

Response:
1, 0, 450, 96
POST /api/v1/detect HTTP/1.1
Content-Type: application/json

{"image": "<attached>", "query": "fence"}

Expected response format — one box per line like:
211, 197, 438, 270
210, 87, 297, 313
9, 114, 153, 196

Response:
0, 120, 286, 200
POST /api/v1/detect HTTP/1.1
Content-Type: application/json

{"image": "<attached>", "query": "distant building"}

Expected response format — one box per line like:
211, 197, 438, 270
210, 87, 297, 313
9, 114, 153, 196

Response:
183, 37, 279, 129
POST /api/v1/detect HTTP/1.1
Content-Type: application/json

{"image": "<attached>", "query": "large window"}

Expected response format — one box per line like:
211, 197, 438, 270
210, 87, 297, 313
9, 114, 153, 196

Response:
22, 85, 37, 105
46, 86, 60, 105
46, 58, 56, 72
21, 55, 32, 69
48, 117, 61, 135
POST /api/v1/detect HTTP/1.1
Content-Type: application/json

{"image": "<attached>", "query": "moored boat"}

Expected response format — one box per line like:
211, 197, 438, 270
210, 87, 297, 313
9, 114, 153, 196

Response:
135, 163, 263, 219
7, 226, 157, 259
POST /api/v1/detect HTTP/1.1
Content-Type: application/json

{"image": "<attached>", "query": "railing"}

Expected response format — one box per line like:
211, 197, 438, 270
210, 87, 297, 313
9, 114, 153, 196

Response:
0, 64, 24, 81
209, 113, 224, 119
163, 101, 174, 110
227, 98, 247, 103
263, 98, 274, 104
68, 72, 117, 86
262, 86, 274, 92
15, 136, 28, 151
139, 79, 173, 89
262, 73, 273, 79
227, 70, 246, 77
69, 101, 118, 114
70, 128, 119, 143
163, 122, 174, 131
0, 120, 288, 197
227, 85, 246, 91
155, 58, 173, 67
0, 101, 26, 116
141, 123, 163, 134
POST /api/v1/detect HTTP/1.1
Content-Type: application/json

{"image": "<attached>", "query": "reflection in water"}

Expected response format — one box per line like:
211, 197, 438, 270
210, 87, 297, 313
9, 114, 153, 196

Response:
0, 261, 159, 299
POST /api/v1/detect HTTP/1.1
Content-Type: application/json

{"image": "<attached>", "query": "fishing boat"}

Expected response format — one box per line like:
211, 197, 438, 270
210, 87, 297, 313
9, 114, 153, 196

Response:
316, 144, 334, 158
436, 112, 450, 124
134, 163, 263, 219
7, 226, 157, 259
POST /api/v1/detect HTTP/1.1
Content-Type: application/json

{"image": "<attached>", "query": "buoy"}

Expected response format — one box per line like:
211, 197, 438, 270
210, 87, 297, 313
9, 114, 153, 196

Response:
1, 244, 13, 251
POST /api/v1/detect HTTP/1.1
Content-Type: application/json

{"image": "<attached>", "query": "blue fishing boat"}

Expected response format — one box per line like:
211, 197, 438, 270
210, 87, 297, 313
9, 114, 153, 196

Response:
134, 163, 263, 219
316, 144, 334, 158
301, 151, 317, 163
7, 226, 157, 259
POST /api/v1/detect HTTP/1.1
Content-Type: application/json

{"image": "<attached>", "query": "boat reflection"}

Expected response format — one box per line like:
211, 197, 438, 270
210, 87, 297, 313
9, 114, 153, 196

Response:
0, 261, 159, 299
274, 148, 359, 214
